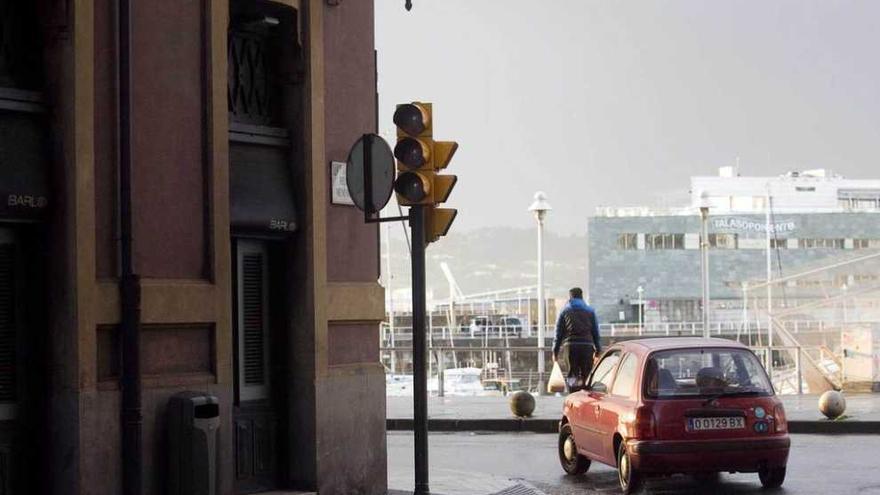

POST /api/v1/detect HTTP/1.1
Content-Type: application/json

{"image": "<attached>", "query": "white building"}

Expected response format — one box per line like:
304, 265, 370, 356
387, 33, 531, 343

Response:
691, 167, 880, 214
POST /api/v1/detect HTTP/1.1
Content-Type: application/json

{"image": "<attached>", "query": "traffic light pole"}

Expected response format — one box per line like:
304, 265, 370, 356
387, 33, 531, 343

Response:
410, 205, 430, 495
381, 102, 457, 495
354, 128, 428, 492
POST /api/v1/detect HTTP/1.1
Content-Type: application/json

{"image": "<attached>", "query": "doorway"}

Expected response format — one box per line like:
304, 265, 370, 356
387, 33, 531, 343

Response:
232, 239, 281, 493
0, 227, 45, 494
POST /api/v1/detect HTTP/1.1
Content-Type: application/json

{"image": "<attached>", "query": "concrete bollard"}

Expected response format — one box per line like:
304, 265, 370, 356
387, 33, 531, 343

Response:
509, 390, 536, 418
818, 390, 847, 419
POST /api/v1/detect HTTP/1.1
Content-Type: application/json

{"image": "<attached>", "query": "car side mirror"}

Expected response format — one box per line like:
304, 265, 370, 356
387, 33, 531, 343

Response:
590, 382, 607, 394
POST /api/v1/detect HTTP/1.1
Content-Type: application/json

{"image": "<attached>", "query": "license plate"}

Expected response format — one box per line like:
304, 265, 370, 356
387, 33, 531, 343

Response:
687, 416, 745, 431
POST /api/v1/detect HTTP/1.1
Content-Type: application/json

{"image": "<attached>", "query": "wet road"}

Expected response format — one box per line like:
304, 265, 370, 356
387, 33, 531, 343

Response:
388, 432, 880, 494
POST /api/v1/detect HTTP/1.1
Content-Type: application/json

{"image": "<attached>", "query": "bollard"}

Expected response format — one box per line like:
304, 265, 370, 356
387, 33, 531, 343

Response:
509, 390, 536, 418
818, 390, 846, 419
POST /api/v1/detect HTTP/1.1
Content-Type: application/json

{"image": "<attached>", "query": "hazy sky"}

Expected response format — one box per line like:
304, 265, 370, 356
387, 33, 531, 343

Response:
375, 0, 880, 235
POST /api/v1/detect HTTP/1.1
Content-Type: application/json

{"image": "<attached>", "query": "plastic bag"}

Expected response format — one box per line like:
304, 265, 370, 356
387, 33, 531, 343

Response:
547, 361, 566, 393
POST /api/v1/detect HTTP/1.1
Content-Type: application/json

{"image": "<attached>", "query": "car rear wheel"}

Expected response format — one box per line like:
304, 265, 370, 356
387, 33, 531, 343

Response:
558, 424, 590, 475
759, 466, 786, 489
617, 441, 643, 494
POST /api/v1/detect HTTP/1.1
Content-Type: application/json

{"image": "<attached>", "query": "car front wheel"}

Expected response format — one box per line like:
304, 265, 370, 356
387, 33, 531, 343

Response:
759, 465, 786, 489
617, 441, 643, 494
558, 423, 590, 475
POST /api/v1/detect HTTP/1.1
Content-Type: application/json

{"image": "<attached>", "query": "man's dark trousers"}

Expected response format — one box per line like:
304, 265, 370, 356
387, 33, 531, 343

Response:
565, 342, 595, 391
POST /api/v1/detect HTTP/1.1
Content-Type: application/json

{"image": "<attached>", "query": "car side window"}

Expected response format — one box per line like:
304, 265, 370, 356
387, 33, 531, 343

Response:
611, 353, 638, 398
588, 350, 621, 393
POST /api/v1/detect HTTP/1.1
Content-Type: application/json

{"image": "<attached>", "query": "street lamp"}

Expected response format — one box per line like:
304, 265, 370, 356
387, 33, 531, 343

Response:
529, 191, 552, 392
699, 191, 711, 338
741, 282, 750, 344
637, 285, 644, 335
841, 283, 849, 324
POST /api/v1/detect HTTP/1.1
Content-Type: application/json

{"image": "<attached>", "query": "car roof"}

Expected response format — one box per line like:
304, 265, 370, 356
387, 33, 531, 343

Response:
614, 337, 750, 354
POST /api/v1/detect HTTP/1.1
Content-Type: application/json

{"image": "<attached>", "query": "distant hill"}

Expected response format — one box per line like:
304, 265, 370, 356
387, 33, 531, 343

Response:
382, 226, 587, 304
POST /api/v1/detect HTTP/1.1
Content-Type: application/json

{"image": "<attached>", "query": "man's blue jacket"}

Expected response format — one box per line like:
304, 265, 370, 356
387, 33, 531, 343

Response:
552, 298, 601, 357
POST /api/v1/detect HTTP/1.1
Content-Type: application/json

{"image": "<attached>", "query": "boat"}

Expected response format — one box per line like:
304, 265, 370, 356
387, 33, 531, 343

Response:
428, 367, 487, 396
386, 367, 501, 396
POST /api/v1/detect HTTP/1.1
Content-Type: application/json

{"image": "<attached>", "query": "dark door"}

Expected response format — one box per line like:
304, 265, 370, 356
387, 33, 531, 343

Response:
233, 239, 279, 493
0, 229, 19, 493
0, 227, 45, 495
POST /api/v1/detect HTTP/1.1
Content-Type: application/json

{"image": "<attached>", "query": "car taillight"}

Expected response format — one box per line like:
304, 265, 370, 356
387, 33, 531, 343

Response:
635, 407, 657, 439
774, 404, 787, 433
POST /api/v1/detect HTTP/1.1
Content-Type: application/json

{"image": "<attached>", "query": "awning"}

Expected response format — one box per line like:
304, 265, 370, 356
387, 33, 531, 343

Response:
229, 124, 297, 235
0, 89, 49, 222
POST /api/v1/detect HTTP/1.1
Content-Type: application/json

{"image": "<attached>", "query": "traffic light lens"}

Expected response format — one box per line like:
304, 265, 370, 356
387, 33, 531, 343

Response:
393, 104, 427, 136
394, 172, 430, 202
394, 138, 427, 168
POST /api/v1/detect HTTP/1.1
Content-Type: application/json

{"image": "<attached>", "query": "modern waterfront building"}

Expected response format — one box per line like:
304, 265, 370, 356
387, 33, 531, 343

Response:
588, 167, 880, 325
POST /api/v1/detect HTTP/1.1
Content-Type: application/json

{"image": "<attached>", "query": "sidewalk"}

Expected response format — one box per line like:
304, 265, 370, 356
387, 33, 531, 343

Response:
386, 394, 880, 434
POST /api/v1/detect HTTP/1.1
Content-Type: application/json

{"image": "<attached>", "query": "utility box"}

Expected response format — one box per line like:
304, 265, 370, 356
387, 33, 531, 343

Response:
167, 392, 220, 495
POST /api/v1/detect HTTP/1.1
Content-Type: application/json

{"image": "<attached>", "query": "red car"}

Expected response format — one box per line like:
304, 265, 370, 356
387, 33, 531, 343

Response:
558, 338, 790, 494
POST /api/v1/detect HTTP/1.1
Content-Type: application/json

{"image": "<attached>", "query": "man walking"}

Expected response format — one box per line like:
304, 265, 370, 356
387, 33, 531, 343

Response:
552, 287, 601, 391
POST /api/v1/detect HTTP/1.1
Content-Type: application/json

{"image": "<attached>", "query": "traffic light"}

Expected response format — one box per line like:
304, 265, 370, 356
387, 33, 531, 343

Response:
392, 102, 458, 243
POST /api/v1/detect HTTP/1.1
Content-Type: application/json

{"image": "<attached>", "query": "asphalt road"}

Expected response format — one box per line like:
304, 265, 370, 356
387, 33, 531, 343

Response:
388, 432, 880, 495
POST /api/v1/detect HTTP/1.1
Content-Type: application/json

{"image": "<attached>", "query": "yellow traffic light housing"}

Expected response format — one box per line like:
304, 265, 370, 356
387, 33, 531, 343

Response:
392, 101, 458, 243
431, 175, 457, 203
432, 141, 458, 169
393, 102, 434, 207
426, 207, 457, 244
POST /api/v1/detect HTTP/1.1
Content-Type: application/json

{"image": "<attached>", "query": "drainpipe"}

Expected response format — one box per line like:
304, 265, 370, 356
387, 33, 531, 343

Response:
118, 0, 142, 493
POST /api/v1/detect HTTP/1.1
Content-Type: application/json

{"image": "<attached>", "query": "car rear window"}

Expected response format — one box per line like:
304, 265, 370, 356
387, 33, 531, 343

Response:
644, 348, 773, 399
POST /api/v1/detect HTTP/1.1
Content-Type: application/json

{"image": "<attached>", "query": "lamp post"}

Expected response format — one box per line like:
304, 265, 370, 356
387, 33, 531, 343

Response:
841, 283, 849, 325
637, 285, 644, 335
765, 183, 773, 375
529, 191, 552, 392
699, 191, 711, 338
741, 282, 750, 344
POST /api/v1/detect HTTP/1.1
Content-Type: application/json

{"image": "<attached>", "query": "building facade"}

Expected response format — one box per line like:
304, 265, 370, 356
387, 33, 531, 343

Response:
0, 0, 384, 494
589, 168, 880, 325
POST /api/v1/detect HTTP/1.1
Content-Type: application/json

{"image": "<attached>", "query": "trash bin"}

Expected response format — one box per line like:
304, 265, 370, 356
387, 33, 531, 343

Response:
167, 391, 220, 495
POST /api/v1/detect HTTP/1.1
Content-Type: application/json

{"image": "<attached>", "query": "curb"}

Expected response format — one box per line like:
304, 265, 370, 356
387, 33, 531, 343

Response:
788, 420, 880, 434
387, 418, 880, 435
387, 418, 558, 434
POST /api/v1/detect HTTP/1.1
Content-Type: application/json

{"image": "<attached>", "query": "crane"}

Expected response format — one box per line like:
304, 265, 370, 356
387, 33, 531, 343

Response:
440, 262, 465, 302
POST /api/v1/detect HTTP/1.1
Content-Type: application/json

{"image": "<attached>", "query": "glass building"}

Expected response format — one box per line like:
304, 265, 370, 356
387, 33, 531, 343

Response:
588, 167, 880, 326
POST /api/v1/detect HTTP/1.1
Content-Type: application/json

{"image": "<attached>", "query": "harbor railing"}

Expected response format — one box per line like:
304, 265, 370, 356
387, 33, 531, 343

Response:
381, 319, 867, 343
381, 344, 818, 396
